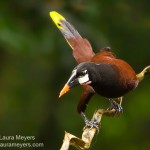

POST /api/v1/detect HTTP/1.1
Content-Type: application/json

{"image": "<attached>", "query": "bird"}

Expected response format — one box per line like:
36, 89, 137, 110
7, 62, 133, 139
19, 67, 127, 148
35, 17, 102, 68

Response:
50, 11, 150, 129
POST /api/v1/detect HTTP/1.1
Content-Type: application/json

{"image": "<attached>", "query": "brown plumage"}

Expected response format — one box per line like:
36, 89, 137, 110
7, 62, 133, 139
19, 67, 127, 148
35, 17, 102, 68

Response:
75, 47, 138, 113
50, 11, 149, 128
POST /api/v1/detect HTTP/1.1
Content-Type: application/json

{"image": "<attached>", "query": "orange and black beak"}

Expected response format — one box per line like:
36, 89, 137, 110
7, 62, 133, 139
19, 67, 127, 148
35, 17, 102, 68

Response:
59, 70, 79, 98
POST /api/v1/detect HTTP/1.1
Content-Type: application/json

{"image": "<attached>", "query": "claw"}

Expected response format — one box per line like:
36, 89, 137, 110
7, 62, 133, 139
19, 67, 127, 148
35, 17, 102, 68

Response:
108, 99, 123, 115
81, 112, 99, 133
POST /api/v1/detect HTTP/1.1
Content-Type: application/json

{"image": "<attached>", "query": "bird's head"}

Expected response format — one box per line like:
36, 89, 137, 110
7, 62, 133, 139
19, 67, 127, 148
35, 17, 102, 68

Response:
59, 63, 92, 97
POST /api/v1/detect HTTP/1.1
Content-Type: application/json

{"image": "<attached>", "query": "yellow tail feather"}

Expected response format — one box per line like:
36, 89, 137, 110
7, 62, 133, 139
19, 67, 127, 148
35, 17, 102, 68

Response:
50, 11, 66, 30
49, 11, 82, 50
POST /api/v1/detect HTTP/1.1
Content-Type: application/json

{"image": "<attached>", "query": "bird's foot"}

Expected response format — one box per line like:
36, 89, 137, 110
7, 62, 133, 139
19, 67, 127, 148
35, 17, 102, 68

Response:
107, 99, 123, 116
81, 112, 99, 133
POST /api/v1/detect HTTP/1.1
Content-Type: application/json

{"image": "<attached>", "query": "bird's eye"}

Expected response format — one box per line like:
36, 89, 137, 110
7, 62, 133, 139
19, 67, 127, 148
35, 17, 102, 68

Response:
76, 69, 87, 77
82, 70, 87, 74
79, 70, 87, 76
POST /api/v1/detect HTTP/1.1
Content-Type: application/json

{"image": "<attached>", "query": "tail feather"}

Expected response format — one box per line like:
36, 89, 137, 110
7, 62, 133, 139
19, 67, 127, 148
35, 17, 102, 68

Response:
59, 20, 81, 39
50, 11, 94, 63
50, 11, 81, 49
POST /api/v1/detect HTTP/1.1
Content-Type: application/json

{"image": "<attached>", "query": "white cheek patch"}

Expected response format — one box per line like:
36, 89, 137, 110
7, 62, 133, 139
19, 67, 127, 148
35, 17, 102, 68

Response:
78, 74, 89, 84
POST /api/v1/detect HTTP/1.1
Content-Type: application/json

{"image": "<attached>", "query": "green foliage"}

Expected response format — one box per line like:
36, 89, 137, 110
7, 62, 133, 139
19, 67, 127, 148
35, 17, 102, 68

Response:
0, 0, 150, 149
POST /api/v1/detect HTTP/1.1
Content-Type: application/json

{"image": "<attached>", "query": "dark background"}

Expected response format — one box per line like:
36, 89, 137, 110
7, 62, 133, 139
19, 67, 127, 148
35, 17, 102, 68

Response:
0, 0, 150, 149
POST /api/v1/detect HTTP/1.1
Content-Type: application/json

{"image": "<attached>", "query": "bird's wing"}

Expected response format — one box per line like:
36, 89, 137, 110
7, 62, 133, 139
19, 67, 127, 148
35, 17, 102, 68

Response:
50, 11, 95, 63
77, 85, 95, 113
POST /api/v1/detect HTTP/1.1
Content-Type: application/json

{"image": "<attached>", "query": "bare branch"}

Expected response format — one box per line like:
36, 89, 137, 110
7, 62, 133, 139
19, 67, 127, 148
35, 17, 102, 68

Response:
60, 108, 120, 150
136, 65, 150, 82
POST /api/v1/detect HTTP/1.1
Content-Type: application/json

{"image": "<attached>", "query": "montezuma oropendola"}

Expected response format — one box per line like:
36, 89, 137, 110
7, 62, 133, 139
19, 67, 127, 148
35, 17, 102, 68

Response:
50, 11, 150, 129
